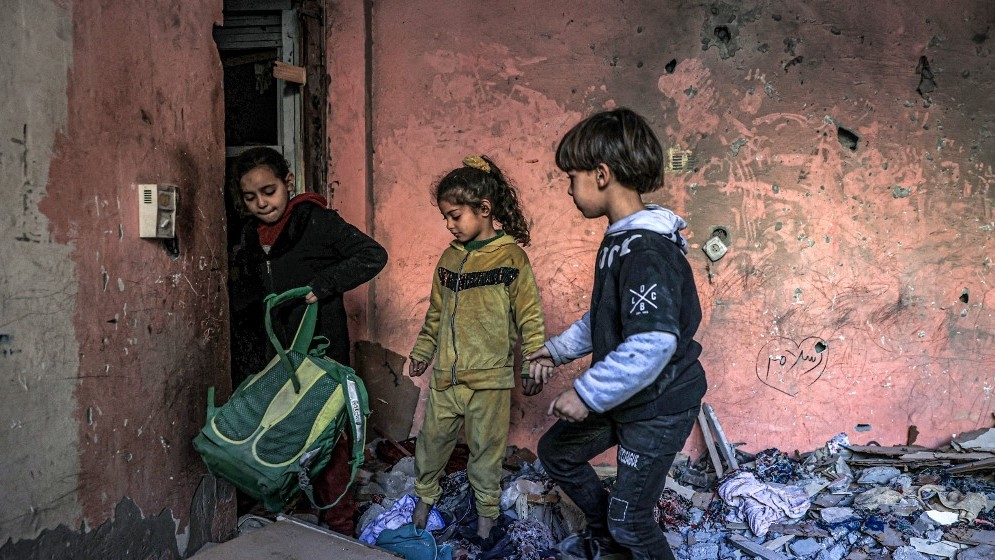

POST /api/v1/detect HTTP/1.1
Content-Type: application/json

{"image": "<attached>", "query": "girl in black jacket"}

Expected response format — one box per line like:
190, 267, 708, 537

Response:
229, 147, 387, 374
227, 147, 387, 534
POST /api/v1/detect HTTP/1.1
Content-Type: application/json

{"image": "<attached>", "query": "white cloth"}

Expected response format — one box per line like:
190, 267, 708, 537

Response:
718, 471, 810, 536
358, 494, 445, 544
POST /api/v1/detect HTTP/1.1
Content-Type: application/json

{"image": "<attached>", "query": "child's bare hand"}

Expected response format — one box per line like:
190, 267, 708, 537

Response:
526, 347, 555, 383
522, 378, 543, 396
408, 358, 428, 377
305, 291, 318, 304
548, 388, 589, 422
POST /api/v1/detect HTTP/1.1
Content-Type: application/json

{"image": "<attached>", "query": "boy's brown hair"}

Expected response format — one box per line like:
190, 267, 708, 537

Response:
555, 108, 664, 194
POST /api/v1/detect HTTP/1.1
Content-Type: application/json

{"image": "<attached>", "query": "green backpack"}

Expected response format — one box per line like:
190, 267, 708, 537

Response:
193, 286, 370, 512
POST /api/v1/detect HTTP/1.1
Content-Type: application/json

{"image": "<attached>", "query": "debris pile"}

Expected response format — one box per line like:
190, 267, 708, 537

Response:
281, 407, 995, 559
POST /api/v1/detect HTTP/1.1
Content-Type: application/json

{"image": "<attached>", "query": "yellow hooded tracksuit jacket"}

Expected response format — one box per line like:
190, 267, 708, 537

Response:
410, 234, 545, 518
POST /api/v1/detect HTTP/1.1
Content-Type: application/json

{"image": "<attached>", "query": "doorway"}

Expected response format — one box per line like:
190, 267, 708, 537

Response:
214, 0, 326, 386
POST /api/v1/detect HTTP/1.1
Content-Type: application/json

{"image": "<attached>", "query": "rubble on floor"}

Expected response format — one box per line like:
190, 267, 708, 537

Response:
344, 417, 995, 560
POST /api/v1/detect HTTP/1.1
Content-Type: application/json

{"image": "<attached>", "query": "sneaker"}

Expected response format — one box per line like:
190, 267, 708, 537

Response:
557, 532, 590, 560
558, 530, 631, 560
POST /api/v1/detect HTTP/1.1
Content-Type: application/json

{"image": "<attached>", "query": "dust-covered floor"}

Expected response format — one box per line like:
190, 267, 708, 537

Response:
232, 425, 995, 560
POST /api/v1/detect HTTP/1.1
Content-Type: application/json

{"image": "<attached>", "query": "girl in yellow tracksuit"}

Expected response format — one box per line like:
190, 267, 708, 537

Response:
408, 155, 549, 546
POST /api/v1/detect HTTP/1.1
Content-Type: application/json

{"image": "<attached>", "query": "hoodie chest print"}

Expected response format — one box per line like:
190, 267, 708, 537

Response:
599, 234, 642, 270
438, 266, 519, 292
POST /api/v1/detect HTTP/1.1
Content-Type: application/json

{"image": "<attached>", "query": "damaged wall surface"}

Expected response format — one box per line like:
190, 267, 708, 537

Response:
365, 0, 995, 457
1, 0, 233, 557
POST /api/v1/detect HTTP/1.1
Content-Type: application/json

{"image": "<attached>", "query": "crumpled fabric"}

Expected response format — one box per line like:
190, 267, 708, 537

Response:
476, 519, 555, 560
718, 471, 810, 536
358, 494, 445, 544
655, 489, 692, 528
918, 485, 988, 522
753, 448, 799, 484
853, 486, 904, 510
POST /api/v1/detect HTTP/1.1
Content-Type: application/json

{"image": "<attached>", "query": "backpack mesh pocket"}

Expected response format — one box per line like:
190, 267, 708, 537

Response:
215, 352, 305, 441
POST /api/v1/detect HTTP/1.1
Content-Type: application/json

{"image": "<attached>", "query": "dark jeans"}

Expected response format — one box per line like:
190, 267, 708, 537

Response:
538, 406, 699, 560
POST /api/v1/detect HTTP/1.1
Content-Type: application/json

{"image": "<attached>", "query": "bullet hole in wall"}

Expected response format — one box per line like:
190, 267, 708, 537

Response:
665, 59, 677, 74
960, 289, 970, 304
814, 341, 827, 353
837, 126, 859, 151
715, 26, 731, 44
783, 55, 803, 72
917, 56, 936, 99
164, 237, 180, 259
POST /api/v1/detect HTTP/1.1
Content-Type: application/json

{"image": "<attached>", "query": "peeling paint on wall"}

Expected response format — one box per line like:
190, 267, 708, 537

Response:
0, 497, 179, 560
0, 0, 80, 541
2, 0, 232, 554
367, 0, 995, 458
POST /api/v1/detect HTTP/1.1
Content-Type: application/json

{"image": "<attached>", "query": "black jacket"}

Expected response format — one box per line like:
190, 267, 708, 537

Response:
230, 201, 388, 377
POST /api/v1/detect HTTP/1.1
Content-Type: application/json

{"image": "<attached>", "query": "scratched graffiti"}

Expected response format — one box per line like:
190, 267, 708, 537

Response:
756, 336, 828, 396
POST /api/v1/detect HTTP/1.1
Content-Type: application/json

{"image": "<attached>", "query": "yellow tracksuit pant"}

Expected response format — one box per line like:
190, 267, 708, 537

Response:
414, 384, 510, 520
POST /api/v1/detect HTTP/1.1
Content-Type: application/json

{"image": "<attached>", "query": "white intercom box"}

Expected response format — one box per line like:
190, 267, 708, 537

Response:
138, 184, 177, 238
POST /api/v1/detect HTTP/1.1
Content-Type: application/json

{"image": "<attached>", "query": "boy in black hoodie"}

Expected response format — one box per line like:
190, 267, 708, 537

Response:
527, 109, 706, 560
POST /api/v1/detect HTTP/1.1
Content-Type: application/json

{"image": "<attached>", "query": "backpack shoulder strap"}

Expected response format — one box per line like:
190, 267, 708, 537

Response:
301, 369, 369, 510
264, 287, 317, 392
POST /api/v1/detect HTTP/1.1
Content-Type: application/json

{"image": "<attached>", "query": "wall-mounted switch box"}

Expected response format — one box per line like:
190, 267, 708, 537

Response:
138, 184, 177, 238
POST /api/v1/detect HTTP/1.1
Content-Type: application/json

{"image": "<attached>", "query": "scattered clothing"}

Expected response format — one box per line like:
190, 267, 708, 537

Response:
717, 470, 810, 536
359, 494, 445, 545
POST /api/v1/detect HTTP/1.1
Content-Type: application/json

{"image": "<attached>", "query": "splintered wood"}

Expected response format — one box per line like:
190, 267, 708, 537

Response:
699, 403, 739, 476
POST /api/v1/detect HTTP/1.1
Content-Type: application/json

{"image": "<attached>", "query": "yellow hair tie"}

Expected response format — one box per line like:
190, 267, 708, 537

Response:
462, 156, 491, 173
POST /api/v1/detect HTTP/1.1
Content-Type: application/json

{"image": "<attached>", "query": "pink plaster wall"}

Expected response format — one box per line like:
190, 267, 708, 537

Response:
327, 0, 377, 343
360, 0, 995, 460
42, 0, 229, 535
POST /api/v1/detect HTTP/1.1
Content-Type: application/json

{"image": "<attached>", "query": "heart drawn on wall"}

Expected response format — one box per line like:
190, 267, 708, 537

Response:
755, 336, 828, 396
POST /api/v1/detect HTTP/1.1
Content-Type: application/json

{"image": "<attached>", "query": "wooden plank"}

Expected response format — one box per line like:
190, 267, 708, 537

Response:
702, 403, 739, 470
225, 0, 293, 11
947, 456, 995, 474
224, 19, 281, 30
845, 445, 932, 456
899, 451, 994, 462
215, 35, 282, 49
846, 457, 949, 468
224, 15, 282, 27
726, 534, 792, 560
945, 527, 995, 546
763, 535, 795, 551
698, 408, 724, 477
223, 51, 277, 68
725, 522, 829, 538
273, 61, 306, 85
